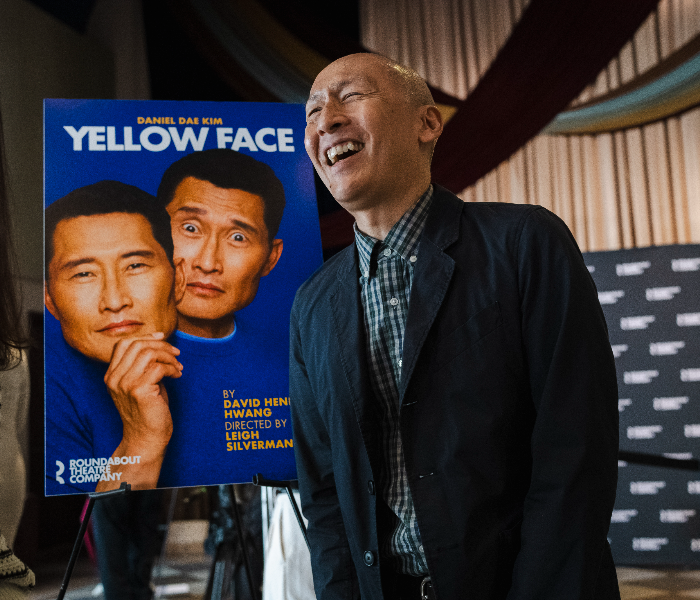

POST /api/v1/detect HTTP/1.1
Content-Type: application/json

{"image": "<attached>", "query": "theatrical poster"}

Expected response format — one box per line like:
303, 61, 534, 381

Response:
44, 100, 323, 495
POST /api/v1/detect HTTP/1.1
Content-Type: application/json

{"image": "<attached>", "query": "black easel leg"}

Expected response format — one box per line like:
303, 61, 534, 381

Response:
57, 496, 96, 600
57, 482, 131, 600
284, 486, 310, 553
230, 485, 259, 600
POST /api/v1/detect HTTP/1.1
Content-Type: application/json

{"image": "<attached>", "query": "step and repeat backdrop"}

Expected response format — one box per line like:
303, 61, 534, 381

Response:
584, 244, 700, 565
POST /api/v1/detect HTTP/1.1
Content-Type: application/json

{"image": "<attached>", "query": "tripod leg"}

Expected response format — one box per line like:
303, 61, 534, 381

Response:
230, 485, 259, 600
285, 486, 310, 553
57, 496, 96, 600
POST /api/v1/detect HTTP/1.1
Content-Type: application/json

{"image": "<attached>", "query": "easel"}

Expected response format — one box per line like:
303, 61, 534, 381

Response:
58, 475, 310, 600
56, 482, 131, 600
203, 474, 309, 600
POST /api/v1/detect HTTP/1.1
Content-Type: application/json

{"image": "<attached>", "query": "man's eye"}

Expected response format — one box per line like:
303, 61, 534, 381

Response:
306, 107, 320, 119
183, 223, 199, 234
126, 262, 148, 271
343, 92, 361, 100
71, 271, 93, 279
231, 233, 246, 243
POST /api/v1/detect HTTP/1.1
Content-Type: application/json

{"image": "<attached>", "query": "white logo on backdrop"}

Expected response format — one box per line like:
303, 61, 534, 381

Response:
633, 538, 668, 551
672, 258, 700, 272
618, 399, 632, 412
611, 509, 638, 523
681, 369, 700, 382
691, 540, 700, 552
649, 341, 686, 356
598, 290, 625, 305
665, 453, 693, 460
628, 425, 663, 439
586, 265, 595, 273
631, 481, 666, 495
618, 460, 628, 467
611, 344, 629, 358
621, 316, 655, 330
660, 510, 696, 523
646, 286, 682, 301
624, 370, 659, 384
678, 313, 700, 327
617, 261, 651, 276
688, 482, 700, 494
653, 397, 689, 411
685, 425, 700, 438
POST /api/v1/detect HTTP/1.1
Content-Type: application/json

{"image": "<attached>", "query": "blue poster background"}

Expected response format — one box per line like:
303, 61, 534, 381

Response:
44, 99, 322, 495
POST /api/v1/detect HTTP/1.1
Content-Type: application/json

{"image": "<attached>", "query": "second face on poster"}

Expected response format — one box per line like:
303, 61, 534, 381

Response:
44, 99, 323, 496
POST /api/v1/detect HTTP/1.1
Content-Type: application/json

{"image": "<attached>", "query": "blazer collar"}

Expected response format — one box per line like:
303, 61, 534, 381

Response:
399, 185, 463, 401
330, 185, 464, 411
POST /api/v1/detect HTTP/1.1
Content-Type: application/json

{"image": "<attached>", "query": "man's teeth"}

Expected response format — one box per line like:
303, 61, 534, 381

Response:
327, 141, 364, 165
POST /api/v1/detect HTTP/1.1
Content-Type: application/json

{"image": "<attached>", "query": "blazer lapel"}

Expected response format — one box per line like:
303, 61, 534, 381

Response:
329, 248, 381, 469
399, 187, 463, 403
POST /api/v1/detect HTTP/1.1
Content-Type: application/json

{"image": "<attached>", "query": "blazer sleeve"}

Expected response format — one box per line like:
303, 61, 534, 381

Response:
289, 297, 360, 600
507, 208, 619, 599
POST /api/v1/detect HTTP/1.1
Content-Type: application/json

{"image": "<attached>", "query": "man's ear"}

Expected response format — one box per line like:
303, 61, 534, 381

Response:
44, 282, 59, 319
418, 105, 443, 145
174, 258, 187, 304
262, 239, 283, 277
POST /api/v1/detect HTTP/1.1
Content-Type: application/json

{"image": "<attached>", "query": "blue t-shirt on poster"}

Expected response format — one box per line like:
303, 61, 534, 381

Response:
45, 313, 293, 495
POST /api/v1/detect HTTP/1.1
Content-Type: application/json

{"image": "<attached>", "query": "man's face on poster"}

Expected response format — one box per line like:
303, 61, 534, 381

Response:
166, 177, 283, 332
45, 212, 179, 363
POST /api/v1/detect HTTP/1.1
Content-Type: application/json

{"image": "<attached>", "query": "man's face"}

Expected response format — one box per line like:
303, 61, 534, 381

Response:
45, 212, 178, 363
166, 177, 282, 336
304, 54, 425, 209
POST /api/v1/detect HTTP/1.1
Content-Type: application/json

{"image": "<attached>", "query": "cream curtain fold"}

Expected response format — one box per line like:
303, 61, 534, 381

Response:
361, 0, 700, 250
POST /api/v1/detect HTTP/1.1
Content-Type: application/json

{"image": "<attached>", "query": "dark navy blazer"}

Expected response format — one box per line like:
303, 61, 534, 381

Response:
290, 185, 620, 600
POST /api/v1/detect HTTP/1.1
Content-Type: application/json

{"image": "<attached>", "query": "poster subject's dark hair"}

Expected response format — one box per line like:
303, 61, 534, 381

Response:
157, 149, 286, 241
45, 180, 175, 279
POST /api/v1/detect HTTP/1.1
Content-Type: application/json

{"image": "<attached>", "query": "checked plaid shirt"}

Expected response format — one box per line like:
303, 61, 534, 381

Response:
354, 185, 433, 576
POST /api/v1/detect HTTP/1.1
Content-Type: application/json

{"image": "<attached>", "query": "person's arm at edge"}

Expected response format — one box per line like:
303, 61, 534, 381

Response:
289, 296, 360, 600
507, 208, 619, 599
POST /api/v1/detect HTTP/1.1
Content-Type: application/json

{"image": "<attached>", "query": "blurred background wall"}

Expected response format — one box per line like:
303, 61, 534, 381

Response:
363, 0, 700, 251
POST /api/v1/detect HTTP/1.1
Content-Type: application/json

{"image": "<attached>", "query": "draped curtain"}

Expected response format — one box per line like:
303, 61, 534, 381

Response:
361, 0, 700, 251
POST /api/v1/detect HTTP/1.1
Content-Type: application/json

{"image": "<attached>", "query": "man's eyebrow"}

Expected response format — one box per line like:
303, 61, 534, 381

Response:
59, 250, 158, 272
174, 206, 207, 216
121, 250, 157, 261
230, 218, 259, 235
306, 78, 369, 107
59, 257, 97, 271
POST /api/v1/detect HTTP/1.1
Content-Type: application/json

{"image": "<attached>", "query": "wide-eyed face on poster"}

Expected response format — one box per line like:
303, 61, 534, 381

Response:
44, 100, 323, 495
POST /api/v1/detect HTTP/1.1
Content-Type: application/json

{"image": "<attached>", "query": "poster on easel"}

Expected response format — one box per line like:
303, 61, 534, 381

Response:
44, 99, 322, 495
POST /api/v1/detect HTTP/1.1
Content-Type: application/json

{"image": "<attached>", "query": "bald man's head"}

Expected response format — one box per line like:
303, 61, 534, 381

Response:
356, 54, 435, 108
304, 53, 443, 211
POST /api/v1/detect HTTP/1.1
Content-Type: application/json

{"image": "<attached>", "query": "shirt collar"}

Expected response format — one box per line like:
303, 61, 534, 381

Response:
355, 185, 434, 279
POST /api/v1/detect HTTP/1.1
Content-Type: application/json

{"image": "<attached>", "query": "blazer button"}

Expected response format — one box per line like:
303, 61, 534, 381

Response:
368, 480, 375, 495
363, 550, 375, 566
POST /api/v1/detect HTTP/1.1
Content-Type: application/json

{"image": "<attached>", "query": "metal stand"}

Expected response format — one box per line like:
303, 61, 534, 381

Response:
56, 482, 131, 600
619, 450, 699, 471
205, 485, 262, 600
253, 474, 309, 552
205, 475, 308, 600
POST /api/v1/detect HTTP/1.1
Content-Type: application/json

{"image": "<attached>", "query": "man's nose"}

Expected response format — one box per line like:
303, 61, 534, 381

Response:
99, 272, 132, 312
194, 234, 222, 272
316, 101, 350, 135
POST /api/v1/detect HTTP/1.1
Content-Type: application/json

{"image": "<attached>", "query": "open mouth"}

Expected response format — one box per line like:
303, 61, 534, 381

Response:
326, 141, 365, 166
